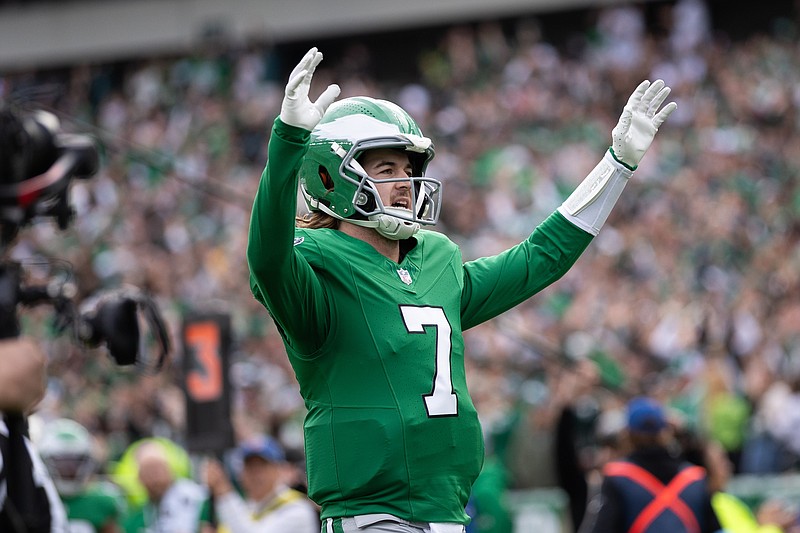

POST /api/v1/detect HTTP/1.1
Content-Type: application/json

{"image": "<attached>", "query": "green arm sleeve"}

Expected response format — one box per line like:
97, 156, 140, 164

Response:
246, 118, 330, 354
460, 211, 593, 330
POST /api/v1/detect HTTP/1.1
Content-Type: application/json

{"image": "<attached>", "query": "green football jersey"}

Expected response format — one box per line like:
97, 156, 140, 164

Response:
288, 226, 483, 523
247, 119, 592, 525
61, 482, 125, 533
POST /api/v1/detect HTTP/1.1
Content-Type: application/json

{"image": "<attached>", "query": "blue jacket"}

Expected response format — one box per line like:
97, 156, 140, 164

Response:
604, 460, 708, 532
583, 447, 719, 533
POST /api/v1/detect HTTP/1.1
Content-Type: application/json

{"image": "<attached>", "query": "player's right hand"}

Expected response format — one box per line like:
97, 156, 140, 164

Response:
280, 47, 341, 131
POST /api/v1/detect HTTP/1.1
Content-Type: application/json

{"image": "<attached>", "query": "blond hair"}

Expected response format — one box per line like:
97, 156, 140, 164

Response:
295, 211, 340, 230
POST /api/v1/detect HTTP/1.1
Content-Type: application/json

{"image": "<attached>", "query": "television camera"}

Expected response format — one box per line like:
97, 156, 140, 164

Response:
0, 101, 172, 533
0, 101, 170, 371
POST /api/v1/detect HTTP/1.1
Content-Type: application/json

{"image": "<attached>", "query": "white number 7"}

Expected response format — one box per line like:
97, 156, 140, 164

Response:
399, 305, 458, 417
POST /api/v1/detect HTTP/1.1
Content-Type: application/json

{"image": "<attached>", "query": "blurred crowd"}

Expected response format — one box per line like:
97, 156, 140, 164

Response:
4, 0, 800, 528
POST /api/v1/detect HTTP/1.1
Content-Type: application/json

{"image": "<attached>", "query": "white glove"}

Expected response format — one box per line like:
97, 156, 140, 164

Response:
280, 47, 341, 131
611, 79, 677, 169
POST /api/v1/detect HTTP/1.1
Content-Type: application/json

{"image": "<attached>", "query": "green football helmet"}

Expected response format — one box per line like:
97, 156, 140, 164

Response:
299, 96, 441, 240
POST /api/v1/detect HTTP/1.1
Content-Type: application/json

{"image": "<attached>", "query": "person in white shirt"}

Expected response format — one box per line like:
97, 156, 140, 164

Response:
203, 435, 318, 533
122, 440, 206, 533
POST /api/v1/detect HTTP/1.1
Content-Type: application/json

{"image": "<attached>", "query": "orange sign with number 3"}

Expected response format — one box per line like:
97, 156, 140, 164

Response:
185, 321, 223, 402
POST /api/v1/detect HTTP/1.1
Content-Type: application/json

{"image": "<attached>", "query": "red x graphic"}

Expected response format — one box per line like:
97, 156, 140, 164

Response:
604, 461, 706, 533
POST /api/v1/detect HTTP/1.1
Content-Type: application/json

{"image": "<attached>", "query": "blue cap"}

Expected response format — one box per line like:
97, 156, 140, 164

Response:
238, 435, 285, 463
627, 397, 667, 434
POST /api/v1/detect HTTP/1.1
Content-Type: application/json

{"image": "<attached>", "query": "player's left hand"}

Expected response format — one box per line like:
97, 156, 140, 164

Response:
280, 47, 341, 131
611, 79, 677, 169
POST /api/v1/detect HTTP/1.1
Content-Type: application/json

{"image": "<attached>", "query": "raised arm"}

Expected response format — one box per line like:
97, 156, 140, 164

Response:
246, 48, 340, 354
558, 79, 677, 235
461, 80, 676, 329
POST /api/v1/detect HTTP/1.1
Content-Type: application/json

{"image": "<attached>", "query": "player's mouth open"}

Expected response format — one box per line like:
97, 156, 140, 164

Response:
392, 198, 410, 209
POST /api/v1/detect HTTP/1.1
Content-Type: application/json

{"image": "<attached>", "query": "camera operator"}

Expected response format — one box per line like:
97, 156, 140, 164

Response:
0, 104, 102, 532
0, 337, 70, 532
0, 99, 172, 532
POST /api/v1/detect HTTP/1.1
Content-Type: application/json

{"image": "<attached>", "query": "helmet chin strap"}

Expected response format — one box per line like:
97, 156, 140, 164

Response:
341, 213, 419, 240
313, 199, 420, 240
370, 212, 420, 240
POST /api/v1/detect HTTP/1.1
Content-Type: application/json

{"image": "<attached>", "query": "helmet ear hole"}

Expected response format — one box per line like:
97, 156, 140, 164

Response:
318, 166, 334, 191
408, 152, 428, 177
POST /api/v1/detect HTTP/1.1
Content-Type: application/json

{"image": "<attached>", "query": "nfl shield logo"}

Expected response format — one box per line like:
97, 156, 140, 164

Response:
397, 268, 413, 285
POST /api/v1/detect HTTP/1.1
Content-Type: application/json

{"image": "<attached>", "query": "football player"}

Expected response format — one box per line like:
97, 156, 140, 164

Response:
246, 47, 676, 533
37, 418, 125, 533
